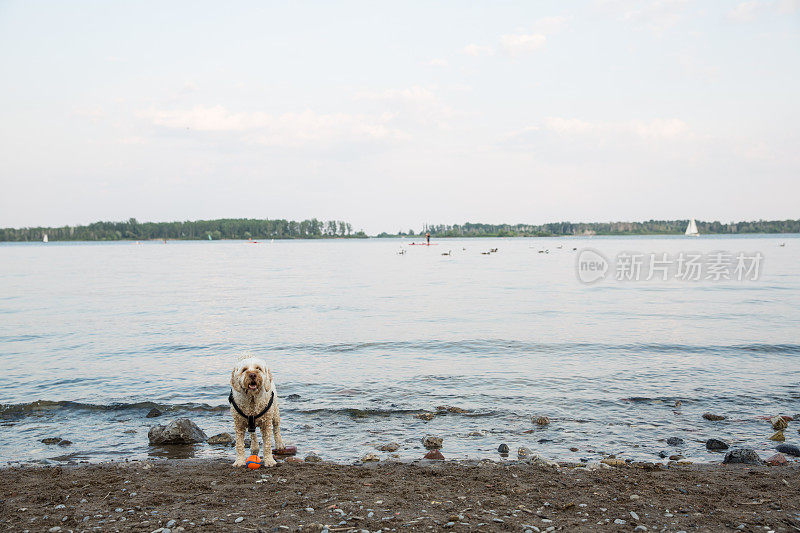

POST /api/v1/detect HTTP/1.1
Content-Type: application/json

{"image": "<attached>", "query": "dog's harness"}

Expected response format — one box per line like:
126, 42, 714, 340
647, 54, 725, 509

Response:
228, 390, 274, 433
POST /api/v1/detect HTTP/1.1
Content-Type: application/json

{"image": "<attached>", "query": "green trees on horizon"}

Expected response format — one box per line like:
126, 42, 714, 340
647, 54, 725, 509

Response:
0, 217, 365, 242
377, 219, 800, 238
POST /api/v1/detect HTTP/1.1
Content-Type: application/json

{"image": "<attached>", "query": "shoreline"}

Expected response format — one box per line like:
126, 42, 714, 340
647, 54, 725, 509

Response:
2, 458, 799, 532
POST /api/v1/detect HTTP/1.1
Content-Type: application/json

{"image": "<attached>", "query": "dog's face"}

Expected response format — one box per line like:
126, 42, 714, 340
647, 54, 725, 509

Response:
231, 357, 271, 395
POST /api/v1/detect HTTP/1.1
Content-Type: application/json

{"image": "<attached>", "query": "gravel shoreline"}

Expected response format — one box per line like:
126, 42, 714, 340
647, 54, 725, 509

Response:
1, 459, 799, 532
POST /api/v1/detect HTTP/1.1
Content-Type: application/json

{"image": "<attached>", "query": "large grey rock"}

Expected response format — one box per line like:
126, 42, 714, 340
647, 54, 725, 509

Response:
723, 448, 762, 465
148, 418, 207, 445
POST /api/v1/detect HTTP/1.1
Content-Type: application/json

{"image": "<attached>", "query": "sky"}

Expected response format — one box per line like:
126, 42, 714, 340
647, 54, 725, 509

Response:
0, 0, 798, 234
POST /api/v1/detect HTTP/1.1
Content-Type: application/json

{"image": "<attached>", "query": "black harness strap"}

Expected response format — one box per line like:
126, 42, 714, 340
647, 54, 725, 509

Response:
228, 390, 274, 433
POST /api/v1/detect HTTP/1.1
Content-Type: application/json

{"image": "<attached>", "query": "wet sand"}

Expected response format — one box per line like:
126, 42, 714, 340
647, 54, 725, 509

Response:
1, 459, 799, 532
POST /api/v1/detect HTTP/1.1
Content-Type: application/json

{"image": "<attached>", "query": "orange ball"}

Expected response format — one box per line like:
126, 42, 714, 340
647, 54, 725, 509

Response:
245, 455, 262, 469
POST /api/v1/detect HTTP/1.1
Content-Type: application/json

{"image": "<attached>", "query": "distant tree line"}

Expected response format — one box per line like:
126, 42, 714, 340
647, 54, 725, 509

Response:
0, 218, 367, 242
377, 219, 800, 238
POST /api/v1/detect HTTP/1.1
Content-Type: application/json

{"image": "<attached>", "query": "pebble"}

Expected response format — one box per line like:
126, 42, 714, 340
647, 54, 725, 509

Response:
115, 508, 123, 512
614, 518, 626, 525
377, 442, 400, 452
422, 436, 443, 449
166, 520, 176, 528
634, 526, 648, 532
533, 416, 550, 426
415, 412, 435, 421
54, 504, 65, 509
305, 507, 315, 513
145, 408, 162, 418
234, 517, 244, 523
702, 413, 726, 421
705, 438, 729, 451
492, 518, 504, 523
630, 511, 639, 520
444, 522, 455, 528
48, 528, 61, 533
669, 454, 684, 461
361, 453, 380, 462
666, 437, 684, 446
305, 452, 322, 462
41, 438, 62, 445
517, 446, 532, 459
497, 443, 509, 454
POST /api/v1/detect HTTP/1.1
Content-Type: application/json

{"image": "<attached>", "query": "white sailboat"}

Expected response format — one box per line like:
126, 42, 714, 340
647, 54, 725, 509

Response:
42, 233, 48, 243
685, 218, 699, 237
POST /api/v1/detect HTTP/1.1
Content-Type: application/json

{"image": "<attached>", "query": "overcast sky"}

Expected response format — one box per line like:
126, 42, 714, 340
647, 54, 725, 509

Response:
0, 0, 798, 234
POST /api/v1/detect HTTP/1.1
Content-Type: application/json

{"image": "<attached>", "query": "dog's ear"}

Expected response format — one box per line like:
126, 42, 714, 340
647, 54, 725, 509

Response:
230, 366, 241, 392
268, 368, 273, 385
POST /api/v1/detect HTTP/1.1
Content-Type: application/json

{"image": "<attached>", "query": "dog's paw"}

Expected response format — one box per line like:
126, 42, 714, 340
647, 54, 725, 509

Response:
232, 458, 246, 467
263, 455, 277, 467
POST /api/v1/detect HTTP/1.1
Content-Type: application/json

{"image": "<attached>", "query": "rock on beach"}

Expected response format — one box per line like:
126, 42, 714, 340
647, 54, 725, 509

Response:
723, 448, 761, 465
706, 438, 729, 451
702, 413, 726, 421
666, 437, 684, 446
770, 416, 789, 430
769, 431, 785, 442
423, 449, 445, 460
207, 433, 233, 445
422, 435, 443, 449
148, 418, 207, 445
776, 444, 800, 457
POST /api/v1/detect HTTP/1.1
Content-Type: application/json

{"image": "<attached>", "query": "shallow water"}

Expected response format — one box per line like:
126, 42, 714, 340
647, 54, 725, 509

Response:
1, 235, 799, 465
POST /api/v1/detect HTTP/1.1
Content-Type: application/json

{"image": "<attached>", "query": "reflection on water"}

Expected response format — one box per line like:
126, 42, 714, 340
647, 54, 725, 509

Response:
0, 236, 799, 465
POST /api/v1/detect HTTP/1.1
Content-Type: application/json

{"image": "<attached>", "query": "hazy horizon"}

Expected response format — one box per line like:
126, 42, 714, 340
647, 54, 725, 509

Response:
1, 1, 798, 234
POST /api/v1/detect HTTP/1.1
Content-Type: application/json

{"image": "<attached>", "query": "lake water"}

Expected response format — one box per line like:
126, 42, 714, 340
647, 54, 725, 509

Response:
1, 235, 799, 465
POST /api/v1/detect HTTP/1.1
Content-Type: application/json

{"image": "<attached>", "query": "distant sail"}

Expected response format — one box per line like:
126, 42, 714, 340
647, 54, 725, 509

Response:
43, 234, 48, 243
685, 218, 699, 237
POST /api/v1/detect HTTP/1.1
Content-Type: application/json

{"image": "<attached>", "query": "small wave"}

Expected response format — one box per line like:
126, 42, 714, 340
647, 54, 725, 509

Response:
0, 400, 228, 418
259, 339, 800, 357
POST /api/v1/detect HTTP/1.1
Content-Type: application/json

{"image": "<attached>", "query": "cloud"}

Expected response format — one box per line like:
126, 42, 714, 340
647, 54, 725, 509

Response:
504, 117, 691, 143
597, 0, 691, 33
465, 16, 565, 59
532, 16, 569, 34
543, 117, 689, 139
500, 34, 547, 56
727, 0, 799, 21
426, 58, 448, 67
356, 86, 438, 104
463, 44, 494, 57
143, 106, 404, 147
354, 86, 457, 128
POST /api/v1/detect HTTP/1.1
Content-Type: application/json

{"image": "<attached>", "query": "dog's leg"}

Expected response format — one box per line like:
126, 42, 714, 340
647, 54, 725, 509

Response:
232, 426, 247, 467
272, 405, 285, 450
260, 422, 276, 467
250, 430, 259, 455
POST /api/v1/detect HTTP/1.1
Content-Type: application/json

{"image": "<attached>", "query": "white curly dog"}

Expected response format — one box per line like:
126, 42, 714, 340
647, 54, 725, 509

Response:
229, 353, 285, 467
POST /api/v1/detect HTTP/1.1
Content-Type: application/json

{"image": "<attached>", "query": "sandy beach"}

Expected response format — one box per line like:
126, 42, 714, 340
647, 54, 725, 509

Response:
2, 459, 799, 532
